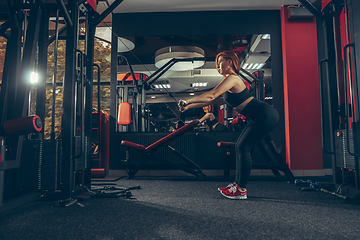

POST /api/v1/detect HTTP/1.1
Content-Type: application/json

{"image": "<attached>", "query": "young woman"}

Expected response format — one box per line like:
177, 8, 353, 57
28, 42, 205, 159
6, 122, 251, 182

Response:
199, 104, 228, 132
179, 51, 279, 199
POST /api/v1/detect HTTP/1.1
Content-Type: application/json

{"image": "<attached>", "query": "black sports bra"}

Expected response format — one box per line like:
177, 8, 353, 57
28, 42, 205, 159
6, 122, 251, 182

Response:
223, 88, 252, 108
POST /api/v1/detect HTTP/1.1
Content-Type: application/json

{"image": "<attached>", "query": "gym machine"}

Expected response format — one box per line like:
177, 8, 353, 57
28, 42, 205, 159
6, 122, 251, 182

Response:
305, 0, 360, 195
116, 56, 148, 132
0, 0, 122, 208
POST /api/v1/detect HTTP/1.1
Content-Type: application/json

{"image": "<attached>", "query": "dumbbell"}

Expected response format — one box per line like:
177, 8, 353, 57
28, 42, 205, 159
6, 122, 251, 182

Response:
309, 181, 321, 190
294, 179, 313, 186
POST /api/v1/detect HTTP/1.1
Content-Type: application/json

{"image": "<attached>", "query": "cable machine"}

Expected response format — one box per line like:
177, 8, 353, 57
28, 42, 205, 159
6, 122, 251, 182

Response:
301, 0, 360, 195
0, 0, 121, 208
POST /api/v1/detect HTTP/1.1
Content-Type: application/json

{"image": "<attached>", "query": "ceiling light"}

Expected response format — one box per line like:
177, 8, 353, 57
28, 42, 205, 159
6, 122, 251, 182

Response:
243, 63, 265, 70
190, 93, 195, 96
154, 84, 171, 89
255, 63, 265, 69
191, 82, 208, 87
117, 37, 135, 52
151, 96, 156, 99
155, 46, 205, 71
261, 34, 271, 40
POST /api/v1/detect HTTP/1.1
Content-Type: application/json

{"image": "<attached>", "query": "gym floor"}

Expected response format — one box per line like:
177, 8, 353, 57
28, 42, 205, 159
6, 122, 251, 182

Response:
1, 176, 360, 240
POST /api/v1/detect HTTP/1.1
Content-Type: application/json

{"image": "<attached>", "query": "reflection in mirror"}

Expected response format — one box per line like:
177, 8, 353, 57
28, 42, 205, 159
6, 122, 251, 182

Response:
115, 34, 271, 132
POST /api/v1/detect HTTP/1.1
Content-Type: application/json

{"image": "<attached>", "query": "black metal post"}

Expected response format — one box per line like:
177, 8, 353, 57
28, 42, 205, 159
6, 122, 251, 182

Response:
36, 8, 50, 140
62, 0, 78, 199
14, 6, 42, 119
56, 0, 73, 27
96, 0, 124, 25
297, 0, 324, 20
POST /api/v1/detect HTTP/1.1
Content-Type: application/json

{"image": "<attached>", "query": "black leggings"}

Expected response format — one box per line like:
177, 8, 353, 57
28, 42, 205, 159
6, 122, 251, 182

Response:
234, 99, 279, 188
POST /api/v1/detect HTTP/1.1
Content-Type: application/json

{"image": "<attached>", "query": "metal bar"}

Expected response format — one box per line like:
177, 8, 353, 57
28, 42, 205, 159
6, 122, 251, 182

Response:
239, 72, 253, 84
48, 25, 66, 45
62, 0, 78, 199
74, 49, 85, 159
0, 138, 5, 206
14, 6, 42, 119
6, 0, 22, 29
344, 44, 360, 157
0, 29, 15, 125
94, 64, 101, 153
2, 17, 22, 141
96, 0, 124, 25
36, 8, 49, 140
147, 61, 177, 86
167, 144, 203, 171
256, 142, 281, 177
344, 0, 355, 119
264, 135, 295, 182
51, 10, 60, 140
319, 59, 335, 155
85, 12, 97, 175
56, 0, 73, 27
119, 56, 142, 94
240, 68, 261, 83
297, 0, 324, 20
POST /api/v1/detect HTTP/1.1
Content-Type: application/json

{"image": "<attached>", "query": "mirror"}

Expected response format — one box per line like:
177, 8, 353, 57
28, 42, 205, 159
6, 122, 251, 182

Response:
114, 34, 272, 132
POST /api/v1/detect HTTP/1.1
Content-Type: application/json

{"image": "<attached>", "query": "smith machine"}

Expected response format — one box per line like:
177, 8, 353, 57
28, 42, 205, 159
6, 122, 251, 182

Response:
0, 0, 123, 208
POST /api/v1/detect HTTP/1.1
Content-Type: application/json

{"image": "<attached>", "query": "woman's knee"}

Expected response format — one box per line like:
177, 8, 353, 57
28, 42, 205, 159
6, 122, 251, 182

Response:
235, 143, 252, 154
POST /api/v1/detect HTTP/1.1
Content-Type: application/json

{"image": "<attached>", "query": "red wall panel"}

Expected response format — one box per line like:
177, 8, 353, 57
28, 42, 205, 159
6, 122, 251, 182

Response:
281, 6, 323, 170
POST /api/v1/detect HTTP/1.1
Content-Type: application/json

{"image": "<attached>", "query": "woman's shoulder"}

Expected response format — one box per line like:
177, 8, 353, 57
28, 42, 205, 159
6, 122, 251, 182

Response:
223, 74, 241, 83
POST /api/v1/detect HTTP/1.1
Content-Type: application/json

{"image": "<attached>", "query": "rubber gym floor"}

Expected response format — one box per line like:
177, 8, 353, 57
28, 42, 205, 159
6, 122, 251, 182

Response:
1, 176, 360, 240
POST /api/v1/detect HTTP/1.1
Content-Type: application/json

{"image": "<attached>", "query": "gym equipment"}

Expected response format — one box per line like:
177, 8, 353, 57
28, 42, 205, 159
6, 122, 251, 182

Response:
86, 185, 141, 198
217, 135, 295, 182
320, 188, 348, 200
117, 102, 131, 125
0, 116, 42, 137
294, 179, 313, 186
309, 181, 321, 189
121, 119, 206, 179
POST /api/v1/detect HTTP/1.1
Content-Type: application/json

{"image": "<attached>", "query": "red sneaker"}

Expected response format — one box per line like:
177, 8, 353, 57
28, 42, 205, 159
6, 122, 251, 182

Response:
219, 184, 247, 199
218, 183, 235, 191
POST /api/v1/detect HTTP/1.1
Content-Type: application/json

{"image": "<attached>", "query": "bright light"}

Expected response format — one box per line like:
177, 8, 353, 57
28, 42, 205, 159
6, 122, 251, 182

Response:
151, 96, 156, 99
191, 82, 207, 87
262, 34, 271, 40
30, 72, 38, 84
243, 63, 265, 69
190, 93, 195, 96
256, 63, 265, 69
154, 84, 171, 89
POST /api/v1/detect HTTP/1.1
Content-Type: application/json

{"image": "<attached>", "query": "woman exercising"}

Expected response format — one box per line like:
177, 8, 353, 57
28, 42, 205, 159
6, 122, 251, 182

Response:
179, 51, 279, 199
199, 104, 228, 132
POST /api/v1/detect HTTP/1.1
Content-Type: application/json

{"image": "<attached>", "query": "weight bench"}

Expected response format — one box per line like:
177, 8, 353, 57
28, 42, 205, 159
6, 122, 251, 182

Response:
121, 119, 206, 179
217, 135, 295, 182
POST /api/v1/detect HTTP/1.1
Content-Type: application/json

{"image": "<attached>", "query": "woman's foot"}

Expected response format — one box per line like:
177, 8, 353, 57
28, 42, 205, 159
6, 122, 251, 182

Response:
217, 183, 235, 191
219, 183, 247, 199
